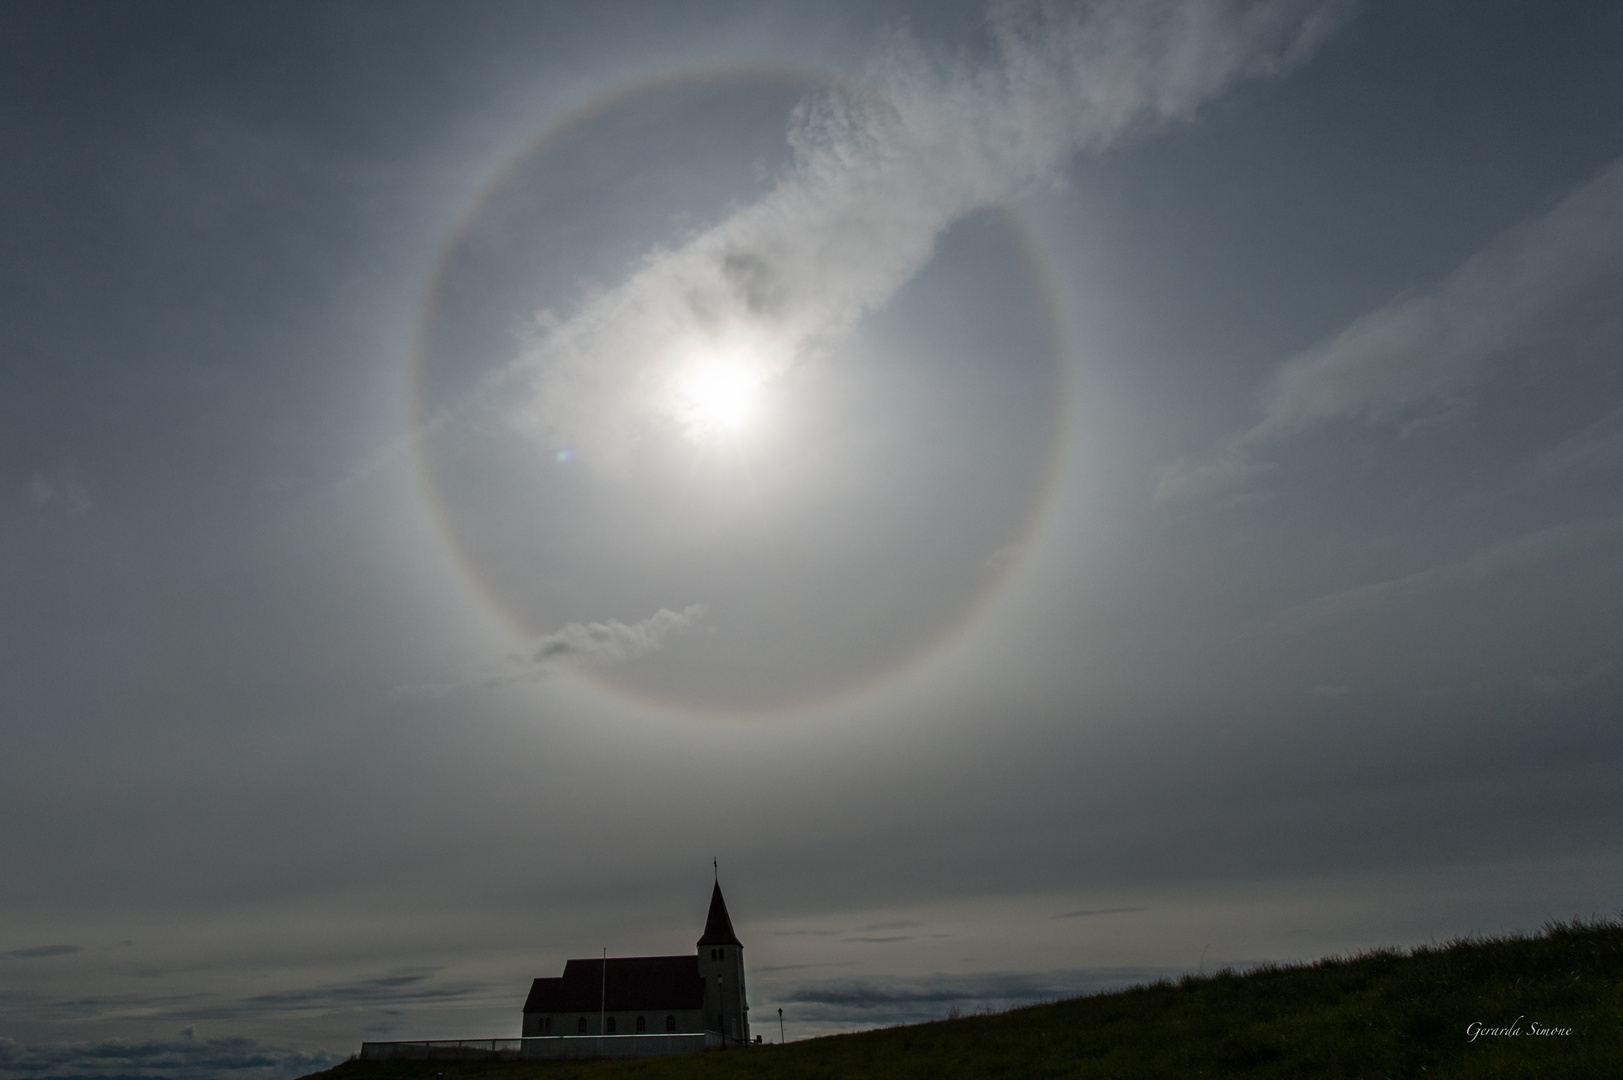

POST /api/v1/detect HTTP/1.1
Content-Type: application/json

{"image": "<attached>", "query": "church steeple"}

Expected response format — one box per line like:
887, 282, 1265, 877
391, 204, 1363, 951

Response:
695, 879, 748, 1043
696, 880, 742, 947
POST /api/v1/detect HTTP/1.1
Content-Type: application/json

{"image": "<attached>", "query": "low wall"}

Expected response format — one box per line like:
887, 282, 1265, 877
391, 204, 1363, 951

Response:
360, 1040, 520, 1062
360, 1033, 724, 1062
523, 1033, 720, 1059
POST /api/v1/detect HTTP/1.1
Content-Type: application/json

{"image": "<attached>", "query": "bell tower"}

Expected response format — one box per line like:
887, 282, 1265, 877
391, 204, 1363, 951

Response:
695, 879, 748, 1044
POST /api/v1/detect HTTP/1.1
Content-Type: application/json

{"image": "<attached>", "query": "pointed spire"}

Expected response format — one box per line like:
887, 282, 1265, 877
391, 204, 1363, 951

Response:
696, 880, 741, 946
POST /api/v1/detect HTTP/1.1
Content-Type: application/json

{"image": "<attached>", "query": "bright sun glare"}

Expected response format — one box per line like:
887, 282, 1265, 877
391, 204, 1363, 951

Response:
676, 356, 766, 439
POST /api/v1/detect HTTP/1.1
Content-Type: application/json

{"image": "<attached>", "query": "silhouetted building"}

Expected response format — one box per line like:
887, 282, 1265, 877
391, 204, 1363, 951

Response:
521, 882, 750, 1045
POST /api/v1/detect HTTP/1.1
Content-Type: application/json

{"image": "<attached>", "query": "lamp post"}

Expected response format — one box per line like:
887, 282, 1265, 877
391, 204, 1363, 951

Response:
778, 1008, 784, 1044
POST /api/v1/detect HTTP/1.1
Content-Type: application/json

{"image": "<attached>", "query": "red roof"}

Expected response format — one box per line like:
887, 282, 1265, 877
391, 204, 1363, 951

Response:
522, 955, 704, 1013
696, 882, 741, 947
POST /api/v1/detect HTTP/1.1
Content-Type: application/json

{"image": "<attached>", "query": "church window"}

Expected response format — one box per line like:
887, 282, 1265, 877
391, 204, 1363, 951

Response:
665, 1015, 676, 1033
577, 1017, 587, 1034
606, 1016, 617, 1034
636, 1015, 646, 1033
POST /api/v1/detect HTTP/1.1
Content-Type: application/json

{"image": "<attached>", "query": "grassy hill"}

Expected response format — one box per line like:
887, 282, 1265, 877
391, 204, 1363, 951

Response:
304, 919, 1622, 1079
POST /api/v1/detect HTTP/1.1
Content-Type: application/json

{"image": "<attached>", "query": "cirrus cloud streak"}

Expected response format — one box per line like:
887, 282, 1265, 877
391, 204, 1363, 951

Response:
508, 0, 1350, 463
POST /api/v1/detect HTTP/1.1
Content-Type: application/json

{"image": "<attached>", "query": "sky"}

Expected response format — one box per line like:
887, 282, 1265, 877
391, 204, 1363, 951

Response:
3, 0, 1622, 1075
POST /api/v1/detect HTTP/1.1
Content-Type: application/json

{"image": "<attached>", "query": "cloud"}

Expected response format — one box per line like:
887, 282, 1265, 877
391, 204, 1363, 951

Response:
2, 969, 491, 1031
1531, 662, 1613, 698
524, 603, 709, 668
3, 946, 81, 959
1158, 154, 1623, 502
1539, 408, 1623, 477
1272, 512, 1623, 627
0, 1035, 338, 1080
1053, 906, 1148, 919
395, 604, 709, 698
220, 971, 487, 1017
752, 961, 858, 974
506, 0, 1349, 463
27, 470, 91, 515
1255, 157, 1623, 442
1152, 449, 1274, 504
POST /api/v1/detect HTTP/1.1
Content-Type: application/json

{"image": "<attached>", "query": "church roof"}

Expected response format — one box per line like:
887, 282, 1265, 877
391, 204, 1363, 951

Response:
522, 955, 704, 1014
696, 881, 742, 947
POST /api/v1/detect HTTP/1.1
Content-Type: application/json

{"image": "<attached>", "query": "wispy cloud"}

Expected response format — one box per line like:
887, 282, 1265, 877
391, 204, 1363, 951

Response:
1, 969, 491, 1030
1538, 408, 1623, 477
396, 604, 709, 698
842, 935, 915, 944
2, 946, 81, 960
1272, 512, 1623, 627
507, 0, 1349, 463
26, 469, 92, 515
218, 971, 487, 1018
1157, 154, 1623, 503
525, 603, 709, 668
1531, 662, 1613, 698
1053, 906, 1147, 919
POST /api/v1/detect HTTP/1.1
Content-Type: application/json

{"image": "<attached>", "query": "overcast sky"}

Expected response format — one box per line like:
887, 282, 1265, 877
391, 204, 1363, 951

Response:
4, 1, 1623, 1076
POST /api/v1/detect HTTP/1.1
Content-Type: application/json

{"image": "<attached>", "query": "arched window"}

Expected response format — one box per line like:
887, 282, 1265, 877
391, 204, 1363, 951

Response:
636, 1015, 647, 1034
577, 1017, 587, 1034
606, 1016, 617, 1034
665, 1015, 676, 1033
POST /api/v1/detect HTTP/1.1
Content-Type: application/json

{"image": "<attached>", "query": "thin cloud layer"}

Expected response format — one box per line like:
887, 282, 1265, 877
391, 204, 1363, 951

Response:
0, 1035, 338, 1080
509, 0, 1348, 463
1157, 154, 1623, 503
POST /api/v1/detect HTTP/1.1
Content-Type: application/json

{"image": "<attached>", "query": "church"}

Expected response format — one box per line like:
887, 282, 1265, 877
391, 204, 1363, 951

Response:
521, 881, 752, 1046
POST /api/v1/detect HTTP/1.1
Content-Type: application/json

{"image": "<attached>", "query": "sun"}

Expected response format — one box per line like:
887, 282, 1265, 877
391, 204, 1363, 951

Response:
670, 344, 775, 442
683, 362, 759, 431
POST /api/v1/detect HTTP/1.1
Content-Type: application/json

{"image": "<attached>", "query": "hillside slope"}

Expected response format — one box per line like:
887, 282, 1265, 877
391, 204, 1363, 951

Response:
304, 919, 1622, 1079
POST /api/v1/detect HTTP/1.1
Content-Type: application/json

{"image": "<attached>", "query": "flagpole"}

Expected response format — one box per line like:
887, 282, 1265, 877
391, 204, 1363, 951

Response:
600, 947, 606, 1043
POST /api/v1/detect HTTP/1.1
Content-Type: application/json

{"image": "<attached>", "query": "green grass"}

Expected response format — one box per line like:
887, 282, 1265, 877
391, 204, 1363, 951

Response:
304, 919, 1623, 1079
